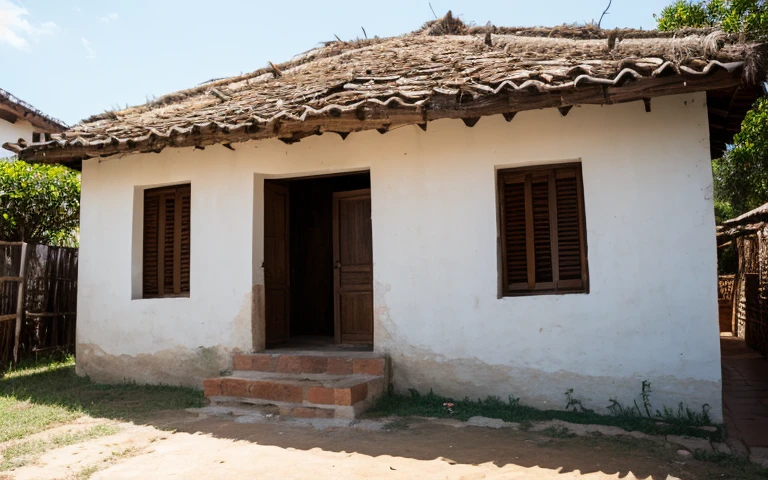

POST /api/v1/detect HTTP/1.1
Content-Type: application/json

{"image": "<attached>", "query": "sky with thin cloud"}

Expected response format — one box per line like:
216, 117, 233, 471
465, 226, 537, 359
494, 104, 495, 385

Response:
1, 0, 673, 126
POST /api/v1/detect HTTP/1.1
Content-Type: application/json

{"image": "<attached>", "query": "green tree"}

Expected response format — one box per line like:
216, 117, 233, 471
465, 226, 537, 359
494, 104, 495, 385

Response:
655, 0, 768, 38
0, 160, 80, 246
656, 0, 768, 222
713, 97, 768, 216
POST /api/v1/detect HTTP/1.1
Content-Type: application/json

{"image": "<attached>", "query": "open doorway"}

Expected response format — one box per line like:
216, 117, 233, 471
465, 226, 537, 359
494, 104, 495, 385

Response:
264, 171, 373, 350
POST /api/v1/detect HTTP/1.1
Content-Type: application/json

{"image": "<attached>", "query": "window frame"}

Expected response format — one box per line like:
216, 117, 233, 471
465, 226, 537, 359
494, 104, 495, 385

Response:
497, 162, 589, 297
142, 184, 191, 299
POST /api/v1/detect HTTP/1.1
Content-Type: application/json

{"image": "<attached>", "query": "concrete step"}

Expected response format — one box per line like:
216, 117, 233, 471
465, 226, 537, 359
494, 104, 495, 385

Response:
232, 352, 387, 377
203, 370, 386, 419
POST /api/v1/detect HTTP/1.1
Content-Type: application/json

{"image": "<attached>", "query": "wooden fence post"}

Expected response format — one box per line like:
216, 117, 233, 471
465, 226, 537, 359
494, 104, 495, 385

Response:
12, 242, 28, 365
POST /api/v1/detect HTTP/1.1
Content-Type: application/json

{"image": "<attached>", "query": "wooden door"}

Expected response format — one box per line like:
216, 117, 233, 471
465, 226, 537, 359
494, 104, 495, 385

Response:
333, 189, 374, 344
264, 182, 290, 345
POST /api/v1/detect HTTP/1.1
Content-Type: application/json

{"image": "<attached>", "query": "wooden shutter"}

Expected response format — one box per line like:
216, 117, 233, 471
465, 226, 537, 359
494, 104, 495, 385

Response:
555, 169, 586, 291
501, 176, 529, 290
180, 189, 191, 294
143, 184, 191, 298
143, 195, 160, 297
499, 164, 587, 296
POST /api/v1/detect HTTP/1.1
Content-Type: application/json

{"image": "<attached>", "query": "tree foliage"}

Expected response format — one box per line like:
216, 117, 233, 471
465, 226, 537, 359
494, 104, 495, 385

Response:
655, 0, 768, 38
713, 97, 768, 216
0, 160, 80, 246
656, 1, 768, 223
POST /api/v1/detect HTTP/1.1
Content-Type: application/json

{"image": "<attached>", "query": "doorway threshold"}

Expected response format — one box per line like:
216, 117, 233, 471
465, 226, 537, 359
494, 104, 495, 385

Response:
269, 335, 373, 352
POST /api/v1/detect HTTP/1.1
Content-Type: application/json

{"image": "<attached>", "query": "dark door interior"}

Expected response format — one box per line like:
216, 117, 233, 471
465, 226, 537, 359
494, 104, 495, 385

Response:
264, 172, 371, 347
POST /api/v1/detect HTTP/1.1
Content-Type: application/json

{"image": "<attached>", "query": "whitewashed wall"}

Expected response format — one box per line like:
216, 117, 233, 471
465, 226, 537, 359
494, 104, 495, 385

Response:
0, 118, 35, 158
77, 92, 722, 419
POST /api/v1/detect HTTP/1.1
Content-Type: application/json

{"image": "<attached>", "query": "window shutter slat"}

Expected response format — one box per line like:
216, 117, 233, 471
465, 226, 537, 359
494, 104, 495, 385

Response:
503, 179, 528, 287
531, 177, 553, 284
143, 194, 160, 297
163, 195, 176, 294
556, 172, 583, 288
180, 188, 191, 294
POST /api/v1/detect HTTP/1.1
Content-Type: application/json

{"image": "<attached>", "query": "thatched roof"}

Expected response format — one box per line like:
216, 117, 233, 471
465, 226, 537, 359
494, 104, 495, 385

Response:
725, 202, 768, 227
0, 88, 67, 134
6, 15, 765, 168
717, 202, 768, 243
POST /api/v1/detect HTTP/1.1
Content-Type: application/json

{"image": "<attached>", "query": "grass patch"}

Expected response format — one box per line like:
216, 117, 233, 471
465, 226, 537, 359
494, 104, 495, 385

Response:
692, 450, 768, 479
69, 445, 143, 480
693, 449, 750, 468
0, 423, 121, 471
72, 464, 100, 480
0, 354, 204, 442
367, 389, 725, 441
0, 396, 80, 443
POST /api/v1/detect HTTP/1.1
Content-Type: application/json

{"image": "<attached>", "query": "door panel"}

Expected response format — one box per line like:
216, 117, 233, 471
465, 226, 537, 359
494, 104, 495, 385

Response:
265, 182, 290, 345
333, 189, 373, 344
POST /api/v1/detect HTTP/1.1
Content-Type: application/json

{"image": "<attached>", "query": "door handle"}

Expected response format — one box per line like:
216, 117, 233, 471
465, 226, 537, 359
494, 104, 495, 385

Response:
334, 260, 341, 269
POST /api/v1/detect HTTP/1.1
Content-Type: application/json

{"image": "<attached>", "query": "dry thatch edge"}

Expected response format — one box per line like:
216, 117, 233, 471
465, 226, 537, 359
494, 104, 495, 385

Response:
7, 58, 743, 154
75, 28, 750, 125
0, 88, 68, 131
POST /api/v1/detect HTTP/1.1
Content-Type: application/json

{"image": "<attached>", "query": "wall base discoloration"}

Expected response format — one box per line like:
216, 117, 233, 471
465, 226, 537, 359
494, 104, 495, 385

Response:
374, 280, 722, 422
386, 349, 722, 422
76, 343, 234, 388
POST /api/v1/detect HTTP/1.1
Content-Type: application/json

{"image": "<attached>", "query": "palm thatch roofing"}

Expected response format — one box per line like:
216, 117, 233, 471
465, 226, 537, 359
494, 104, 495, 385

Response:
0, 88, 67, 134
6, 14, 766, 168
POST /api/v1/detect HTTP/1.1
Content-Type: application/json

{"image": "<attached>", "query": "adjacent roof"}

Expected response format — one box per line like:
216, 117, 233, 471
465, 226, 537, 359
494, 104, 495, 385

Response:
5, 14, 765, 168
717, 202, 768, 243
724, 202, 768, 227
0, 88, 67, 134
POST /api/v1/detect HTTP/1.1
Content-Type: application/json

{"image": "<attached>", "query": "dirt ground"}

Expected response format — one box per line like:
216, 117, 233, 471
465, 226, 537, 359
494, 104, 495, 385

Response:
2, 408, 764, 480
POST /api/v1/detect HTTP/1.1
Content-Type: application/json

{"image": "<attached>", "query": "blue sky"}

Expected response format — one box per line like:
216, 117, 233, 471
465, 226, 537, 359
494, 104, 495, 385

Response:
1, 0, 673, 125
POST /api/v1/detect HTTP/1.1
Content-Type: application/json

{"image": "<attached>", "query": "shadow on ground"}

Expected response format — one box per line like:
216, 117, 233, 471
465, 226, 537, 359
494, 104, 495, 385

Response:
2, 359, 765, 479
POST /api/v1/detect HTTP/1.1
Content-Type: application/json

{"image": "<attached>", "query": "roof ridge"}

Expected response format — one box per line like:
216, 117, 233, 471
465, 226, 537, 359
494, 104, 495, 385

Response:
79, 20, 739, 126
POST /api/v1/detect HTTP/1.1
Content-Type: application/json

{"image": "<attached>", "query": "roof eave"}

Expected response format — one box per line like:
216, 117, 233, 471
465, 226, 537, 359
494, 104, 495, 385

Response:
13, 66, 747, 166
0, 90, 67, 134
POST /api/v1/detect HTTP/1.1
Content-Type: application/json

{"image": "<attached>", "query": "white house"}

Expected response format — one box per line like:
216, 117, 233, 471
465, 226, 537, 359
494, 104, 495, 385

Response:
7, 20, 763, 420
0, 88, 66, 159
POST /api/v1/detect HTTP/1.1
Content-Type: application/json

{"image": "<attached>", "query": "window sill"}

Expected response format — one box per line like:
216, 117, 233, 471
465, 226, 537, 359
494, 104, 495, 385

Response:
132, 295, 191, 301
500, 290, 589, 298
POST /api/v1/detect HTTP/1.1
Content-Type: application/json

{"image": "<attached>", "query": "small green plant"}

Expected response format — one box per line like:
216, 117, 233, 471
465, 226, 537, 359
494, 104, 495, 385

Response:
368, 382, 723, 441
640, 380, 653, 417
606, 398, 640, 418
564, 389, 593, 413
656, 402, 712, 426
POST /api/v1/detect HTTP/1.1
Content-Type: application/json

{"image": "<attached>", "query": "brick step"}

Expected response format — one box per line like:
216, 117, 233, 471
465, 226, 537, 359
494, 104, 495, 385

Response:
203, 371, 385, 419
232, 352, 387, 377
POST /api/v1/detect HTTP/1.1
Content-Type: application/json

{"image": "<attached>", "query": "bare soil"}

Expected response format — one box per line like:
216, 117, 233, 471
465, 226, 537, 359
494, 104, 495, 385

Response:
2, 408, 764, 480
